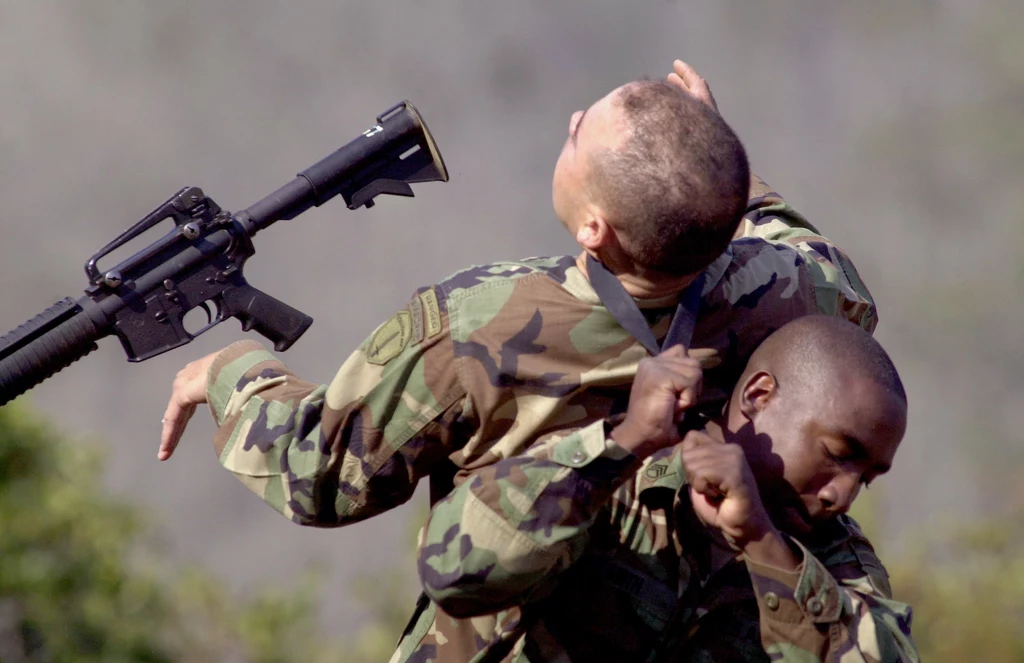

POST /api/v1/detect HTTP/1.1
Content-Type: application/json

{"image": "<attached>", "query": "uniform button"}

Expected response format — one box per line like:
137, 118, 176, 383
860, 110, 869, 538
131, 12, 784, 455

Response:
763, 592, 780, 610
807, 597, 824, 616
570, 451, 588, 464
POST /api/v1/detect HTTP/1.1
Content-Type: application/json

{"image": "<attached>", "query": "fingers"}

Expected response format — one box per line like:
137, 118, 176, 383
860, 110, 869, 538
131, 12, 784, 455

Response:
681, 429, 722, 450
616, 346, 706, 457
157, 353, 217, 460
650, 348, 703, 412
647, 354, 701, 380
659, 345, 722, 369
642, 353, 701, 409
685, 465, 726, 498
158, 398, 197, 460
642, 346, 701, 377
681, 431, 739, 497
672, 60, 704, 89
667, 60, 718, 112
675, 377, 701, 412
681, 432, 775, 545
687, 347, 721, 370
659, 343, 688, 358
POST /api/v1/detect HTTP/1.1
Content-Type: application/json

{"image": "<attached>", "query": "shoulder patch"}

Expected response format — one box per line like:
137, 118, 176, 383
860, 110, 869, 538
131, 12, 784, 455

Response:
408, 294, 425, 345
420, 288, 442, 339
366, 311, 412, 365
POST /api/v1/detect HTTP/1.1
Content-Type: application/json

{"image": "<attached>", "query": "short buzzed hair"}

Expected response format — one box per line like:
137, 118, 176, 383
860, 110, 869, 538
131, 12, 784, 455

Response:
589, 80, 750, 277
743, 315, 907, 407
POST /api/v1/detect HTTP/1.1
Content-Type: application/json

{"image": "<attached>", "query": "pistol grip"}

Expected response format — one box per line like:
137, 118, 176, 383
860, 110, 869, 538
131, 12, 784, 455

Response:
222, 284, 313, 352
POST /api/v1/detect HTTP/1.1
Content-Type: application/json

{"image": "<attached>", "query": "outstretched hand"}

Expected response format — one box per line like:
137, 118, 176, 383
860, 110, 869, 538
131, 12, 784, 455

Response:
667, 60, 719, 113
158, 350, 218, 461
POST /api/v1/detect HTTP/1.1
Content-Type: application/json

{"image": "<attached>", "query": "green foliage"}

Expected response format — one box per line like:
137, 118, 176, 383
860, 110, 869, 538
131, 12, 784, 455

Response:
855, 493, 1024, 663
0, 403, 417, 662
344, 561, 424, 661
0, 402, 176, 662
165, 568, 349, 663
7, 398, 1023, 663
887, 515, 1024, 662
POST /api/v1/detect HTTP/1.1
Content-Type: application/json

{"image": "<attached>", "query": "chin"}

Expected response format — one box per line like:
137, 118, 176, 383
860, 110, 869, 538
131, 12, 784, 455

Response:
768, 497, 822, 540
776, 506, 817, 539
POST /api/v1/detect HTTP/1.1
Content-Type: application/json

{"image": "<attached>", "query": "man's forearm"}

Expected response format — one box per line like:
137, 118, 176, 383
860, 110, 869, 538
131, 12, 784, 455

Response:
746, 535, 919, 662
742, 528, 802, 572
418, 419, 641, 617
205, 339, 344, 524
204, 309, 466, 528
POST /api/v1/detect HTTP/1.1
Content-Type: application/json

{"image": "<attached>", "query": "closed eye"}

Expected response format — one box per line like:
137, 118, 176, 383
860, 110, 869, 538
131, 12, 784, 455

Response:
824, 444, 880, 488
824, 446, 853, 465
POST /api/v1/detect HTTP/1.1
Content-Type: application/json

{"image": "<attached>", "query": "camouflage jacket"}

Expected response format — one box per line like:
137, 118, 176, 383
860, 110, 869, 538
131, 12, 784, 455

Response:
204, 176, 876, 529
409, 419, 918, 663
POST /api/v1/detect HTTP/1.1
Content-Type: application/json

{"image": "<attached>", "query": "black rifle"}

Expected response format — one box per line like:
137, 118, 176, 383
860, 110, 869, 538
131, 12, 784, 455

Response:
0, 101, 448, 406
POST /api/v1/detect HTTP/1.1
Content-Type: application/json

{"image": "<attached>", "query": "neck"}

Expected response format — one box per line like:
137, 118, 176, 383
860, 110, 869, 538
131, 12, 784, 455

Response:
701, 418, 728, 443
577, 252, 698, 299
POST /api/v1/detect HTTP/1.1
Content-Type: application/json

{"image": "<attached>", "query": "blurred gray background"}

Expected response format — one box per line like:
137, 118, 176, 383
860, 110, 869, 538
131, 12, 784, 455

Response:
1, 0, 1020, 635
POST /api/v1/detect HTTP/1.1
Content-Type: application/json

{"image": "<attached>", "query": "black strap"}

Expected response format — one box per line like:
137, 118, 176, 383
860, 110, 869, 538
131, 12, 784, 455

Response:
586, 254, 704, 355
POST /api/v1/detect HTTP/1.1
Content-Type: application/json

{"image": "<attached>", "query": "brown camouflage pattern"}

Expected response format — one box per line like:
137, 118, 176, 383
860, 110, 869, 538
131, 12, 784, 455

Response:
201, 178, 888, 660
406, 420, 917, 662
205, 178, 876, 532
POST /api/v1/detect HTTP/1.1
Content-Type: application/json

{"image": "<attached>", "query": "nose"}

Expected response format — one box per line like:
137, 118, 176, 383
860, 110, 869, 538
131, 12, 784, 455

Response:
818, 472, 862, 516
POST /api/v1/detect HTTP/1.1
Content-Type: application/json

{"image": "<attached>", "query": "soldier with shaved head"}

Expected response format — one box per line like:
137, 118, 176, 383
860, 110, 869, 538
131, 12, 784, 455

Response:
156, 61, 884, 659
415, 315, 916, 662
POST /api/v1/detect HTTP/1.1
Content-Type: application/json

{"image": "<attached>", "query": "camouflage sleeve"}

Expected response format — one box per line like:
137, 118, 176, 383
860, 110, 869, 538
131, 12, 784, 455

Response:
733, 173, 878, 332
744, 519, 918, 662
204, 286, 466, 527
417, 419, 641, 617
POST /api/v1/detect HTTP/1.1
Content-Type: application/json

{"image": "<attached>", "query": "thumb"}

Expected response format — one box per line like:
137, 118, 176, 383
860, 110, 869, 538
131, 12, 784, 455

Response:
659, 343, 689, 358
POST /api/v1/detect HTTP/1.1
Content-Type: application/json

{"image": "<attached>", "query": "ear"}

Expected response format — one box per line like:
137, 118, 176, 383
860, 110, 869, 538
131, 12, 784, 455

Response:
738, 371, 778, 422
576, 213, 615, 252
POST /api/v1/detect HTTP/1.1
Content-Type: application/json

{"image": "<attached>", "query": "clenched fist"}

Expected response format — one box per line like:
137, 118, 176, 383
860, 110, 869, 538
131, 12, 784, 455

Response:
608, 344, 800, 568
680, 430, 775, 549
610, 345, 702, 460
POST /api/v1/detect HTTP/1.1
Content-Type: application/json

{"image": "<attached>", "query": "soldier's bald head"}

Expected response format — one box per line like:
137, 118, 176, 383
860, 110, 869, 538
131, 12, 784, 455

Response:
724, 315, 908, 533
740, 315, 906, 412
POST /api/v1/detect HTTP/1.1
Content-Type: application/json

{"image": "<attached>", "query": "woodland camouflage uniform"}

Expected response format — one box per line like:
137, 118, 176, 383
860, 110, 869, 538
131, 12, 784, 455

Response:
411, 419, 916, 663
202, 177, 902, 661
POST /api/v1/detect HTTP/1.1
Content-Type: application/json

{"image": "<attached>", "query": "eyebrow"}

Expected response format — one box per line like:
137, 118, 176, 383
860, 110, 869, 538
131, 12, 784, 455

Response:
572, 108, 588, 145
841, 434, 892, 474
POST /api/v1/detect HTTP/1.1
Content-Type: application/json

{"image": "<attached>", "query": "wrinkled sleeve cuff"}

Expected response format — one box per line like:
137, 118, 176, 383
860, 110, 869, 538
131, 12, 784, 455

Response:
206, 339, 284, 425
548, 418, 643, 494
745, 536, 845, 625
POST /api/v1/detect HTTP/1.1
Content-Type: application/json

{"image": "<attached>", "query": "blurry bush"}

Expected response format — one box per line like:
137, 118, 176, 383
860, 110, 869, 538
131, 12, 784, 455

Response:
887, 516, 1024, 662
853, 491, 1024, 662
2, 400, 1021, 661
0, 403, 412, 663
